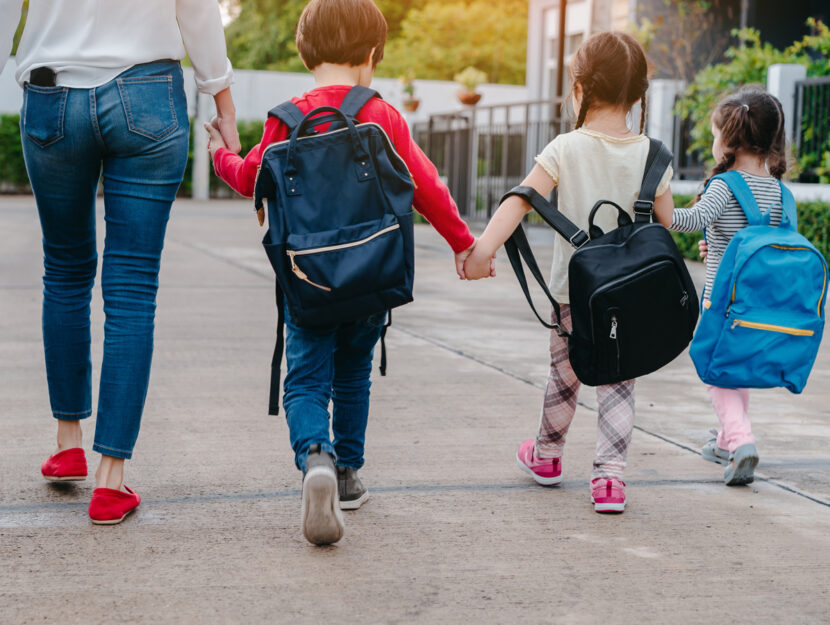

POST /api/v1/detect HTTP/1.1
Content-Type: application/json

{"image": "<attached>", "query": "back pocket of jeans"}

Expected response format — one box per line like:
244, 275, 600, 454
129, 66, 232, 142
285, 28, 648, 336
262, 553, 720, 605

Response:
23, 85, 68, 148
116, 75, 178, 141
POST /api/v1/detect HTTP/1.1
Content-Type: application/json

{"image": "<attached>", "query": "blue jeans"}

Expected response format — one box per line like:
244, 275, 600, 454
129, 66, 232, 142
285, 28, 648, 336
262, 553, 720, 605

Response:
20, 60, 189, 459
283, 308, 385, 472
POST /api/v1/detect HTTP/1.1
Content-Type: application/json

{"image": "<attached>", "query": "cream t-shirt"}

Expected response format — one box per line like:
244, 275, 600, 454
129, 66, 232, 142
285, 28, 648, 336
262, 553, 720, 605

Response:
534, 128, 673, 303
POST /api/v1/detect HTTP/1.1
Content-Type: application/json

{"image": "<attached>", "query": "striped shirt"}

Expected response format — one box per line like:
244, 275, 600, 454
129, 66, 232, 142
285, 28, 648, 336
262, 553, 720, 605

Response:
670, 170, 783, 299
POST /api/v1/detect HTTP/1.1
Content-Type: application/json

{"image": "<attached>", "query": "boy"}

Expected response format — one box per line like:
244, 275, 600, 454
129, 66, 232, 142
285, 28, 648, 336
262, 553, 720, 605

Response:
205, 0, 480, 545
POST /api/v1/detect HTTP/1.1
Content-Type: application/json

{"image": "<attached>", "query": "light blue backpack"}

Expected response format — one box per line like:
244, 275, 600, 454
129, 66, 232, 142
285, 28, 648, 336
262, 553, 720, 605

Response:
689, 171, 828, 393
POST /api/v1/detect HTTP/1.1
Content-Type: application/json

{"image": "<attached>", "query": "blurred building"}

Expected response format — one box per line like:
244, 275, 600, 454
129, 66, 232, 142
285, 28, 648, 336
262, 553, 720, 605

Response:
527, 0, 828, 100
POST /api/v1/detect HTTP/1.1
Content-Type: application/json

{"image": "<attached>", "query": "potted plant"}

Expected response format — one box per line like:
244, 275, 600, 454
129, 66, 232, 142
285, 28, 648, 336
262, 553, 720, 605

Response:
454, 66, 487, 106
399, 70, 420, 112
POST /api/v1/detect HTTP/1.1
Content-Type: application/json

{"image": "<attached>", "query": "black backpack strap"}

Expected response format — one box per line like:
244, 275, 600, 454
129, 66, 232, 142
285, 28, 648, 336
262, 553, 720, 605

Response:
339, 85, 381, 118
504, 224, 568, 335
268, 279, 285, 416
501, 186, 590, 248
379, 310, 391, 376
634, 138, 673, 223
268, 101, 305, 131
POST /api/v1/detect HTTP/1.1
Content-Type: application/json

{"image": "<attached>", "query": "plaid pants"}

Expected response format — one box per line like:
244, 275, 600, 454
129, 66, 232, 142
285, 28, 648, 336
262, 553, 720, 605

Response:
535, 305, 635, 480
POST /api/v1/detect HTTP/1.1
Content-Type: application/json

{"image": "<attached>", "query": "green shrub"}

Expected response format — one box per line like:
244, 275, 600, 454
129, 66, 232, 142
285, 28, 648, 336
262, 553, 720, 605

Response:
675, 20, 830, 177
669, 194, 830, 263
0, 114, 29, 191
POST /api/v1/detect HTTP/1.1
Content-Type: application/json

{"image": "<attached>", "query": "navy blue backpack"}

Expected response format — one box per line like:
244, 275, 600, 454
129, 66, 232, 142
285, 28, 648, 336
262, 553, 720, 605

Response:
689, 171, 827, 393
253, 86, 415, 414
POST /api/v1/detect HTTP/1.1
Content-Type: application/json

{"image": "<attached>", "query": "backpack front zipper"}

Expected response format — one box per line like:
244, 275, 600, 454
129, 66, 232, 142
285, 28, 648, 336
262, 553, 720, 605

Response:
609, 316, 620, 375
286, 223, 400, 292
729, 318, 815, 336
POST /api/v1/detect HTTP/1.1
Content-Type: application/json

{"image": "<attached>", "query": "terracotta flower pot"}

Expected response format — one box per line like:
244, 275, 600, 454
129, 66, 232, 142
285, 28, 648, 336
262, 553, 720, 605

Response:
457, 90, 482, 106
403, 98, 420, 112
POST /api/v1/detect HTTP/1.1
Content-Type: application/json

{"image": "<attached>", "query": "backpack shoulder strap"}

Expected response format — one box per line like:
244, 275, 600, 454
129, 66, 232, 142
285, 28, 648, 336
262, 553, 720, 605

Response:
268, 279, 285, 416
711, 171, 763, 225
501, 186, 590, 248
634, 138, 673, 223
267, 100, 305, 131
339, 85, 381, 118
778, 180, 798, 230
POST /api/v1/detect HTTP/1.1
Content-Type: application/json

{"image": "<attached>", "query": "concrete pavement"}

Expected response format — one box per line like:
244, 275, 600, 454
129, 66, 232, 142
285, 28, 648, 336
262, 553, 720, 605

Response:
1, 196, 829, 624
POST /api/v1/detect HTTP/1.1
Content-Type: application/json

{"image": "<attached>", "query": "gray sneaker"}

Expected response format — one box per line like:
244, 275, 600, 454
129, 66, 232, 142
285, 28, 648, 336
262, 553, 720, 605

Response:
337, 466, 369, 510
301, 445, 344, 545
723, 443, 759, 486
701, 430, 730, 465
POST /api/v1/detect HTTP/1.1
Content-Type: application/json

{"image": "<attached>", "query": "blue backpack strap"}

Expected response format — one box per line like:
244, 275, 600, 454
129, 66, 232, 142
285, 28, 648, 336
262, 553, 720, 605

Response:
778, 181, 798, 230
712, 171, 763, 225
268, 100, 305, 131
339, 85, 381, 118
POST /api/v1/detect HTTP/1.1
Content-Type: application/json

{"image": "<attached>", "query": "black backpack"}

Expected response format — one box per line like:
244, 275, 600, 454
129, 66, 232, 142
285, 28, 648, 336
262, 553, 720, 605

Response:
503, 138, 699, 386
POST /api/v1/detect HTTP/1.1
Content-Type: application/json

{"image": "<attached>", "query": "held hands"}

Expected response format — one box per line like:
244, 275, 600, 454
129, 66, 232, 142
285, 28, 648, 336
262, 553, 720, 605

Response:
203, 121, 265, 226
460, 241, 497, 280
203, 122, 226, 160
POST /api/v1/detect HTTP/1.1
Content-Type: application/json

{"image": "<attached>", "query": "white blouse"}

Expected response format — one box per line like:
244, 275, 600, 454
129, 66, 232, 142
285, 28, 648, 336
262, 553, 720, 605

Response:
0, 0, 233, 94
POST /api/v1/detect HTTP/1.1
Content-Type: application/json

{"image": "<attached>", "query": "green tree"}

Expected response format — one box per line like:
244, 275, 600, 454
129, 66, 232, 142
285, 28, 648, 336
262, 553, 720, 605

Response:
223, 0, 307, 73
375, 0, 428, 40
675, 20, 830, 172
379, 0, 527, 84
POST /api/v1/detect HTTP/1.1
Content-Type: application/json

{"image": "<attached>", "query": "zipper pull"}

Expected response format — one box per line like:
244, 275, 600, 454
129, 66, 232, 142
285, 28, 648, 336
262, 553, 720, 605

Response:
731, 319, 739, 330
609, 317, 618, 340
680, 292, 689, 307
287, 251, 306, 278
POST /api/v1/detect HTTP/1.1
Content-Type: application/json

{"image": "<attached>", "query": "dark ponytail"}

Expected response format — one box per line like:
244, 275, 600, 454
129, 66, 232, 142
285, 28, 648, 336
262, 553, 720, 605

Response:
697, 87, 788, 202
569, 32, 650, 133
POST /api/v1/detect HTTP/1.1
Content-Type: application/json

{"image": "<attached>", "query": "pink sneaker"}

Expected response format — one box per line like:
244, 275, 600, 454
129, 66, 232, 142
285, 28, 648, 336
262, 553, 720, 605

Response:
590, 478, 626, 513
516, 440, 562, 486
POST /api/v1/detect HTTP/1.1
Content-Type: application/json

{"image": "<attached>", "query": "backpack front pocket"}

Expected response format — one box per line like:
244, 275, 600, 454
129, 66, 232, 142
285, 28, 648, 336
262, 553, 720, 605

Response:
285, 216, 404, 306
709, 313, 823, 392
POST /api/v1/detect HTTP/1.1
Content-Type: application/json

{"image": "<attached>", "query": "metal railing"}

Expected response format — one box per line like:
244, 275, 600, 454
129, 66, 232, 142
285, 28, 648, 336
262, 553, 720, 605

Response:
414, 99, 567, 219
795, 77, 830, 178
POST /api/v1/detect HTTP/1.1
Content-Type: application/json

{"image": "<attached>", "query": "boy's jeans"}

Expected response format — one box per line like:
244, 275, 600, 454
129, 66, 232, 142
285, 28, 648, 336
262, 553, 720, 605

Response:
283, 308, 385, 472
20, 60, 189, 459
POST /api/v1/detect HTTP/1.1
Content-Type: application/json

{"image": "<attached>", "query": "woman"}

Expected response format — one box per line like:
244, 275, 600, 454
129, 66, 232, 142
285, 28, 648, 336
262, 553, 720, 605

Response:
0, 0, 241, 524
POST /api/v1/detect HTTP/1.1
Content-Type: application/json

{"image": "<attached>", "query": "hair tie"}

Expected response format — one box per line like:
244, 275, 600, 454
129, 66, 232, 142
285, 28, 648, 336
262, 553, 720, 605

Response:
741, 103, 749, 111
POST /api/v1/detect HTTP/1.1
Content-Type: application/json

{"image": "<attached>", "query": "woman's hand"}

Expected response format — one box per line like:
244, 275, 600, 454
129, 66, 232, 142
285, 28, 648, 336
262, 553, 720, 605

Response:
212, 88, 242, 154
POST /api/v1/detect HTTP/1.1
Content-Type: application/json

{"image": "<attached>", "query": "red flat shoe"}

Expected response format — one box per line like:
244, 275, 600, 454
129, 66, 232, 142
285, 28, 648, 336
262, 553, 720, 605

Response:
41, 448, 88, 482
88, 486, 141, 525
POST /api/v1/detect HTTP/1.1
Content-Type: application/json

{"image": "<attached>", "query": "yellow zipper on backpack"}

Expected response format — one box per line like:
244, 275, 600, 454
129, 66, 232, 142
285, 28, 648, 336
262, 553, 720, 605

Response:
729, 319, 815, 336
285, 223, 401, 292
727, 245, 828, 317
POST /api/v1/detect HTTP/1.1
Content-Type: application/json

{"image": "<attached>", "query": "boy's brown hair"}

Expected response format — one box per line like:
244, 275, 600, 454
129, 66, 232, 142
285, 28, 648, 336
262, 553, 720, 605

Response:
569, 31, 650, 134
296, 0, 387, 70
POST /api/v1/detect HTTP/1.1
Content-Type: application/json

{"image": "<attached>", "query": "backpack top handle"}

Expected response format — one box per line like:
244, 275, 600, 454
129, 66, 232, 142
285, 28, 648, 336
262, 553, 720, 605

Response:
283, 106, 374, 195
587, 200, 633, 239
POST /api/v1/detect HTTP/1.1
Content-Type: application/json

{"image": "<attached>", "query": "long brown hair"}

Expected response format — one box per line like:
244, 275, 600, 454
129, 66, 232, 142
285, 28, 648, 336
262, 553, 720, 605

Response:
569, 31, 650, 134
699, 87, 788, 200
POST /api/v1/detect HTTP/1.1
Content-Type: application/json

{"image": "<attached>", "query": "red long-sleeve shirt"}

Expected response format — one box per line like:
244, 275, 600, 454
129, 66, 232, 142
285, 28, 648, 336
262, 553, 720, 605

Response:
212, 85, 474, 253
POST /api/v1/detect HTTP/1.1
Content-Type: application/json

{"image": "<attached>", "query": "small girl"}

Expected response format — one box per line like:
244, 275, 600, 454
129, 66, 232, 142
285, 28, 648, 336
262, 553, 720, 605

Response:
464, 31, 673, 513
652, 87, 788, 486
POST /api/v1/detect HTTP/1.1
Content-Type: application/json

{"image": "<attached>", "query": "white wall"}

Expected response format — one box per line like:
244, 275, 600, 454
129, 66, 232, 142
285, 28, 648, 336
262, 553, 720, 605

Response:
0, 59, 528, 123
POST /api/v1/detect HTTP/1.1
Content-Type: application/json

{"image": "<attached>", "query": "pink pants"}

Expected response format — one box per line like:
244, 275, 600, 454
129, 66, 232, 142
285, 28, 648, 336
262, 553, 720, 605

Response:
708, 387, 755, 452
